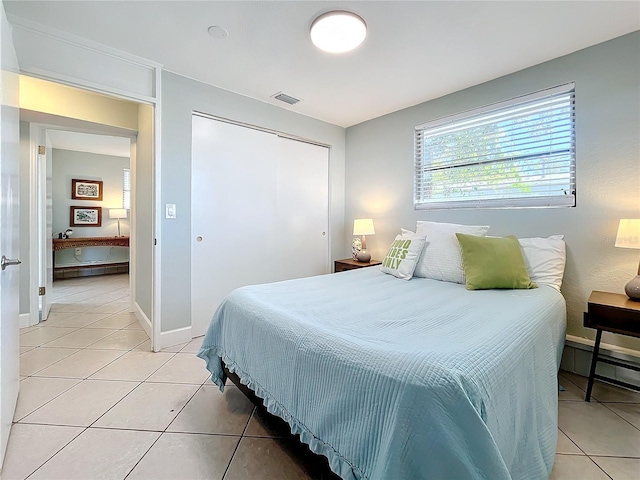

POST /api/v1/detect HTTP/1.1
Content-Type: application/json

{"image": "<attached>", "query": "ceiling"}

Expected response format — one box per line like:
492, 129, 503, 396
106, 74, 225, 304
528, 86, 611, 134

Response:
5, 1, 639, 128
47, 130, 131, 158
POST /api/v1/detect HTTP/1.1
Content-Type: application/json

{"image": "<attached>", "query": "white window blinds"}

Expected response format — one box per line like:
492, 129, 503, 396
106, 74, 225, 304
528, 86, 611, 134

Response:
123, 168, 131, 210
414, 83, 576, 209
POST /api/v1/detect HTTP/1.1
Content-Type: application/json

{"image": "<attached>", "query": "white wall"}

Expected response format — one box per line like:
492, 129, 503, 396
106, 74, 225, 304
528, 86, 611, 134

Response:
20, 76, 139, 131
52, 148, 130, 267
160, 71, 346, 333
345, 32, 640, 352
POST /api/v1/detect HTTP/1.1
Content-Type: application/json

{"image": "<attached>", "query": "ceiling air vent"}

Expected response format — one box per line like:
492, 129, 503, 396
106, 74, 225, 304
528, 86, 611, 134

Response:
272, 92, 302, 105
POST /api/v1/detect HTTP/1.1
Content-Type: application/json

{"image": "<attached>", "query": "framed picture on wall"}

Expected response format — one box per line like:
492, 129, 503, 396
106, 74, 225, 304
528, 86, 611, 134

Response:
70, 206, 102, 227
72, 179, 103, 201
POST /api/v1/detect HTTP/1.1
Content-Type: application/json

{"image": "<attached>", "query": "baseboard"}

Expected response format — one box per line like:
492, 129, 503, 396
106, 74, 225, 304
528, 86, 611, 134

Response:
562, 335, 640, 387
132, 303, 192, 352
19, 313, 31, 328
133, 302, 152, 339
159, 326, 192, 351
54, 262, 129, 280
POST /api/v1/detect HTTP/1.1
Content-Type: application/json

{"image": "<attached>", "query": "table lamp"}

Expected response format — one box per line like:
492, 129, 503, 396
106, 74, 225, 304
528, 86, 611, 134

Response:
615, 219, 640, 301
353, 218, 375, 262
109, 208, 127, 237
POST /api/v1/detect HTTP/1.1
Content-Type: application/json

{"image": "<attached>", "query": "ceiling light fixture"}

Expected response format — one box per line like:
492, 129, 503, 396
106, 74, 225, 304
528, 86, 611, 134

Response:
310, 11, 366, 53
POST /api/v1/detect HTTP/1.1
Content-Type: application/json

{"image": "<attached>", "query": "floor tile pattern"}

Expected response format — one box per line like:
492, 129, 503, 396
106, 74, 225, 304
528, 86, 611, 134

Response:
2, 274, 639, 479
551, 372, 640, 479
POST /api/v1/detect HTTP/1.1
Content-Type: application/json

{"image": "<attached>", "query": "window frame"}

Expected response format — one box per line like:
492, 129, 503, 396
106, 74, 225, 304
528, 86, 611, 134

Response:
414, 83, 576, 210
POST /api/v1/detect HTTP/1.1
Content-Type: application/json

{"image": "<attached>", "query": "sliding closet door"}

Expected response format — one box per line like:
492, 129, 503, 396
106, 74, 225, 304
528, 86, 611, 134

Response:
191, 115, 329, 336
275, 137, 328, 281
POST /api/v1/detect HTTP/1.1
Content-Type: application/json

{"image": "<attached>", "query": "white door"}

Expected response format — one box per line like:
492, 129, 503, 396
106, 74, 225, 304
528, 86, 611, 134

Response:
0, 7, 22, 468
191, 115, 329, 337
38, 132, 52, 320
274, 136, 329, 281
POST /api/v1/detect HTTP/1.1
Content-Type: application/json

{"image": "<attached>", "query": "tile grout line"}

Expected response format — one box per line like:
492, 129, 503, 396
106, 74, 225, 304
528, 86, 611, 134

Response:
557, 426, 588, 456
20, 336, 149, 378
122, 377, 204, 480
80, 351, 178, 428
586, 454, 640, 459
17, 348, 148, 424
599, 402, 640, 433
13, 378, 82, 423
585, 455, 615, 480
79, 347, 205, 431
560, 372, 640, 434
18, 274, 162, 446
23, 426, 89, 480
21, 315, 147, 349
220, 406, 256, 480
558, 373, 640, 469
20, 310, 133, 347
20, 348, 83, 377
122, 432, 163, 480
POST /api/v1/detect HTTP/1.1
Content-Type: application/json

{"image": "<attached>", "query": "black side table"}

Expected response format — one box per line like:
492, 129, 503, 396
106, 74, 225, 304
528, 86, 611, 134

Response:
583, 291, 640, 401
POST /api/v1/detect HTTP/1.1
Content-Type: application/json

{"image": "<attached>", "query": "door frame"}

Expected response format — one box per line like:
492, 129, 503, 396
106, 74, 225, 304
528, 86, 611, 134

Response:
17, 60, 161, 349
26, 122, 138, 326
24, 124, 41, 327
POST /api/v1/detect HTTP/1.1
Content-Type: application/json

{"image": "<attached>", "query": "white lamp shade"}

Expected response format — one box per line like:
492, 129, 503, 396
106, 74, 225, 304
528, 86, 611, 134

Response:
353, 218, 375, 236
615, 219, 640, 249
109, 208, 127, 219
310, 11, 367, 53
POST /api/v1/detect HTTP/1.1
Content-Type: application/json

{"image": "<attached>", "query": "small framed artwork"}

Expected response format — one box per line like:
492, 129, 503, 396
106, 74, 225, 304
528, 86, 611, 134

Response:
72, 179, 103, 201
70, 206, 102, 227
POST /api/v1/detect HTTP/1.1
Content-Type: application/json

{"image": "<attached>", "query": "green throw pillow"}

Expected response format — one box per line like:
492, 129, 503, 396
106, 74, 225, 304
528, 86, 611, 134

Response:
455, 234, 537, 291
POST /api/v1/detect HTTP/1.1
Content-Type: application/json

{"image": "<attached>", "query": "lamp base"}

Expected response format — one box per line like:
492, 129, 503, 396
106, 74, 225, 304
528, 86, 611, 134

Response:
351, 237, 362, 259
625, 275, 640, 301
355, 250, 371, 263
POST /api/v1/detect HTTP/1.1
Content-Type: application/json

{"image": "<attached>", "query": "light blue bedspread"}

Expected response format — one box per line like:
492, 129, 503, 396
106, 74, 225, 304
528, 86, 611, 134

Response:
198, 268, 566, 480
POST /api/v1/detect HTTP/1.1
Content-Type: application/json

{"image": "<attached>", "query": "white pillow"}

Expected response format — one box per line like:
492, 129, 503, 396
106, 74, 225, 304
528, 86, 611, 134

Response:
414, 221, 490, 283
518, 235, 566, 291
380, 231, 428, 280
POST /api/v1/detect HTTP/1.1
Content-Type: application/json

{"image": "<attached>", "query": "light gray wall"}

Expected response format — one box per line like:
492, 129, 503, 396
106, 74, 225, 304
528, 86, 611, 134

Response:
52, 148, 130, 267
134, 103, 154, 320
160, 71, 346, 333
345, 32, 640, 352
19, 121, 30, 314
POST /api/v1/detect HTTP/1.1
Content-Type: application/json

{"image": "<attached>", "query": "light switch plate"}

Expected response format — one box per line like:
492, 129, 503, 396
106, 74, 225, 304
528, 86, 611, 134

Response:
165, 204, 177, 219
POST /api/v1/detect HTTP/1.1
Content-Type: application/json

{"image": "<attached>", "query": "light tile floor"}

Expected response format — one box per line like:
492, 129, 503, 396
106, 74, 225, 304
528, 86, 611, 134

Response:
3, 274, 639, 479
4, 274, 337, 480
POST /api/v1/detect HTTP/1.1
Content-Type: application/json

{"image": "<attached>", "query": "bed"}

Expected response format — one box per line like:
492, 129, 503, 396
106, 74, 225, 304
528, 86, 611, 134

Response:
197, 266, 566, 480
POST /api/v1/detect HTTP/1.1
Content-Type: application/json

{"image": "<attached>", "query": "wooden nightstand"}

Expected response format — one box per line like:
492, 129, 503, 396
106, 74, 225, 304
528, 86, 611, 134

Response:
583, 291, 640, 401
334, 258, 382, 273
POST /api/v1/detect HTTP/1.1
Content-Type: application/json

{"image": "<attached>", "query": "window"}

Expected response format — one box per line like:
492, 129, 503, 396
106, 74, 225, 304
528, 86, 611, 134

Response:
414, 83, 576, 209
123, 168, 131, 210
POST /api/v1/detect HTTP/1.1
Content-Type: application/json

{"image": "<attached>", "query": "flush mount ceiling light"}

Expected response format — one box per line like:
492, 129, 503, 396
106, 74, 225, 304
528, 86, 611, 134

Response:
310, 11, 367, 53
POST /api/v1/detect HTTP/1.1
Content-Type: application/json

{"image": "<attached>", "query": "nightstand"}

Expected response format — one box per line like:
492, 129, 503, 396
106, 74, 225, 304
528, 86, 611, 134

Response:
334, 258, 382, 273
583, 291, 640, 401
